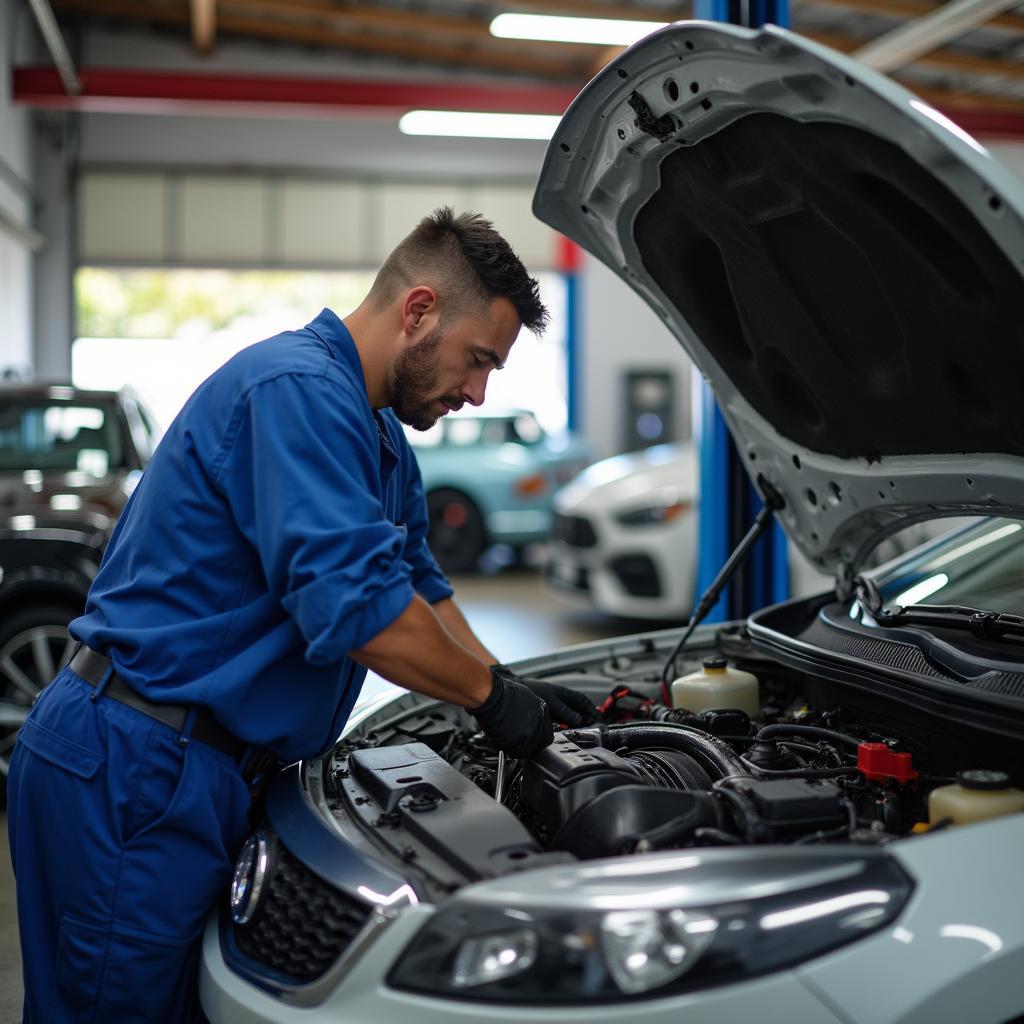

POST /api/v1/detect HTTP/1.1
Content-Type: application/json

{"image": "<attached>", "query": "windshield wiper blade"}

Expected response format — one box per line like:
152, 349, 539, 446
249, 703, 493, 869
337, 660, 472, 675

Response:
872, 603, 1024, 641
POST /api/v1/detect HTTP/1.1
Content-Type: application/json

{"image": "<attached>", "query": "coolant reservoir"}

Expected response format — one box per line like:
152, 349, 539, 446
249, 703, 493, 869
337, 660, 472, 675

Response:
671, 657, 759, 717
928, 770, 1024, 827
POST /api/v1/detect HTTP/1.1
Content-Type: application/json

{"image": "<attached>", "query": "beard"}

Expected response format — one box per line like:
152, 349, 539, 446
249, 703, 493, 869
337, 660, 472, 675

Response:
389, 324, 455, 430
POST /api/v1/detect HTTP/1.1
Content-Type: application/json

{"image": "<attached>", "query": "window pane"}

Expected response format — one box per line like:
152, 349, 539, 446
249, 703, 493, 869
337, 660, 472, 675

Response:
0, 401, 122, 474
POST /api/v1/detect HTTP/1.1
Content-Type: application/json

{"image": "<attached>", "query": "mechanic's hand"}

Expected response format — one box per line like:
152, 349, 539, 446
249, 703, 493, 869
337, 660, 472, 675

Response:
518, 676, 599, 728
469, 666, 553, 758
493, 665, 600, 729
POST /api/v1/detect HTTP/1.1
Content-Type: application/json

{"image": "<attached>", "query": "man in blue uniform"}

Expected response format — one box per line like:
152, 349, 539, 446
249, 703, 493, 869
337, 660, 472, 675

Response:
8, 208, 595, 1022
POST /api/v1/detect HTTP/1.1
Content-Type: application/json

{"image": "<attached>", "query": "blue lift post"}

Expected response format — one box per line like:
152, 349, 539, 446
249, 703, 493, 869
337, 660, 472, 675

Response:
693, 0, 791, 621
559, 235, 582, 434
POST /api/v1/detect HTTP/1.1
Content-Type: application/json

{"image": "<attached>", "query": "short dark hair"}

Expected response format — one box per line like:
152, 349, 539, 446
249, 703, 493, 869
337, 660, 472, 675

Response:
370, 207, 549, 335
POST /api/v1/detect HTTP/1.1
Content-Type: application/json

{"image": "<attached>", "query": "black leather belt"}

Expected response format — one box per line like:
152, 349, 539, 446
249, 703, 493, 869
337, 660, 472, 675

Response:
70, 644, 248, 761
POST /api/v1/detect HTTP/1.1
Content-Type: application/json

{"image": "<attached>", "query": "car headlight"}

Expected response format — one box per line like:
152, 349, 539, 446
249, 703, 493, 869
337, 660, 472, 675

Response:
616, 501, 690, 527
388, 851, 912, 1003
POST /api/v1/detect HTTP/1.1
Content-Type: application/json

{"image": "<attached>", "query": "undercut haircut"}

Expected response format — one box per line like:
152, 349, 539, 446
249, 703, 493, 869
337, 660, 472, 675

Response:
369, 207, 549, 335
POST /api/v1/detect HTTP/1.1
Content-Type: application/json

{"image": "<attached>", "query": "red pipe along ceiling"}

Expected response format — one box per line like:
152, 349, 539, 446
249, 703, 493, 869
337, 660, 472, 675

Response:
13, 66, 1024, 138
13, 67, 579, 118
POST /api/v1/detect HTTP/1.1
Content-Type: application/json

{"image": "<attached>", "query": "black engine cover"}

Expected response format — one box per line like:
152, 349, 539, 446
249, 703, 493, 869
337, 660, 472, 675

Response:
729, 777, 847, 836
520, 734, 641, 843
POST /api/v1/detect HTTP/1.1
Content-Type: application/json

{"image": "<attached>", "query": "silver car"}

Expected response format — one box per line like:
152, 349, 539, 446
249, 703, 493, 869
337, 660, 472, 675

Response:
201, 21, 1024, 1024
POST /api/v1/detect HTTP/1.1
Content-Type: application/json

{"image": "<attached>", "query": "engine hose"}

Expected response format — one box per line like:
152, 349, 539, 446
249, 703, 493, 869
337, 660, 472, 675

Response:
711, 783, 771, 843
755, 724, 861, 752
739, 758, 861, 779
596, 723, 749, 780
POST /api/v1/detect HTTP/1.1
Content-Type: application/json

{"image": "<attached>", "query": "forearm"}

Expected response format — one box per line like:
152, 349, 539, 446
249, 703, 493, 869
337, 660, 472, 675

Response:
432, 597, 497, 664
350, 594, 492, 708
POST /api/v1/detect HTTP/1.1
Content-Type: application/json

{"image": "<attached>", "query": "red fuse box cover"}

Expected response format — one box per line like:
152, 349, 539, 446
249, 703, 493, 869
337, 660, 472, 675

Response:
858, 742, 918, 783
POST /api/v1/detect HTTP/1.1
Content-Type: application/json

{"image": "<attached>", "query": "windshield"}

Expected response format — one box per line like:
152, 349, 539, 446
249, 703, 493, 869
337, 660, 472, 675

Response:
874, 518, 1024, 617
0, 398, 125, 475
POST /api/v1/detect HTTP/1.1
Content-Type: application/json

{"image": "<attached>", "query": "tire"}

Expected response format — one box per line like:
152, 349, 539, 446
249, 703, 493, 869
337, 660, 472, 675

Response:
0, 603, 80, 806
426, 488, 487, 575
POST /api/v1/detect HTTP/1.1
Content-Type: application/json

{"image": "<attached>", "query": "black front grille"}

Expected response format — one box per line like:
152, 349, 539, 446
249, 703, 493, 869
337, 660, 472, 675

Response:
553, 513, 597, 548
234, 841, 372, 983
610, 554, 661, 597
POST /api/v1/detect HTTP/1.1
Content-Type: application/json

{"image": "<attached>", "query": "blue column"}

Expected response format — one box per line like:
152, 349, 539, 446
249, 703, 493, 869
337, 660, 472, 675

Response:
695, 388, 732, 621
564, 270, 580, 433
691, 0, 791, 621
695, 0, 789, 22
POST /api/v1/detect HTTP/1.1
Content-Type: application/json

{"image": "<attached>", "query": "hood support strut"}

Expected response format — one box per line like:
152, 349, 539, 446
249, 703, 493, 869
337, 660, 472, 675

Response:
661, 477, 786, 700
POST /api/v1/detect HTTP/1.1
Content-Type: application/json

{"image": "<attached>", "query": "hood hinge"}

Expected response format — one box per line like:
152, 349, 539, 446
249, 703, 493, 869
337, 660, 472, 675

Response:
835, 561, 856, 603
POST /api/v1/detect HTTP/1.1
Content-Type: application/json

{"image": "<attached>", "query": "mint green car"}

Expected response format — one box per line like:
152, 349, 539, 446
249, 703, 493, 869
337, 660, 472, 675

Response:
404, 411, 590, 574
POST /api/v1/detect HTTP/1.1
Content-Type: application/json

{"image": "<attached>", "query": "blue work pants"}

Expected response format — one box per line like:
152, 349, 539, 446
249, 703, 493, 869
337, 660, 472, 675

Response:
8, 667, 252, 1022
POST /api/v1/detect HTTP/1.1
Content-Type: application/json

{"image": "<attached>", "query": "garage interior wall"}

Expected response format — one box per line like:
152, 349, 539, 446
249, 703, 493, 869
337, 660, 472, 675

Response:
0, 1, 34, 375
62, 22, 698, 460
39, 24, 1024, 461
77, 171, 555, 273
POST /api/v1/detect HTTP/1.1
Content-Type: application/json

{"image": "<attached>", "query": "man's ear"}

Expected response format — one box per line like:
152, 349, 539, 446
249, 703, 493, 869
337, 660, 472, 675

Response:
402, 286, 437, 337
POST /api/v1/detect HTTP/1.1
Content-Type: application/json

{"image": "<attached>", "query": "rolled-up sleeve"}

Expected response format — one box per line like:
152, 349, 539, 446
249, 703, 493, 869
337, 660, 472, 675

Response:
213, 371, 415, 665
395, 429, 454, 605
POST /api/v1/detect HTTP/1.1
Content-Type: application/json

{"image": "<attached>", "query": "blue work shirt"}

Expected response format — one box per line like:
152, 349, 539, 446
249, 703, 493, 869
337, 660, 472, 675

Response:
72, 309, 452, 762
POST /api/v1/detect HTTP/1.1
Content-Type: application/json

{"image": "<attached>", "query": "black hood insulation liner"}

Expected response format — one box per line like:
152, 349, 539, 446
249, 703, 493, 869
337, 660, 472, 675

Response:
635, 113, 1024, 461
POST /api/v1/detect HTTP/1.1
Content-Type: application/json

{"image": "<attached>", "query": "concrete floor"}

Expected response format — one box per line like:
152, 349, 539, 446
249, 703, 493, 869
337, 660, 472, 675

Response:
0, 568, 671, 1020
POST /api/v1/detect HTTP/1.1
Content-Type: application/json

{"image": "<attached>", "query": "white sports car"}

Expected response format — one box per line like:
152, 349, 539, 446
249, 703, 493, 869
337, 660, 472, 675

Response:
546, 441, 698, 620
201, 22, 1024, 1024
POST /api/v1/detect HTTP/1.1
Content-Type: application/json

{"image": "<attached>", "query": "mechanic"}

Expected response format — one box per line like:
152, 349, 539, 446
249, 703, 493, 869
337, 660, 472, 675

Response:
8, 207, 597, 1023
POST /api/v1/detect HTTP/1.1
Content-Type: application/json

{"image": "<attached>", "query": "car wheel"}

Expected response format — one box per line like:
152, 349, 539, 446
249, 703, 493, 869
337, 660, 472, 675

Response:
0, 604, 79, 805
426, 489, 487, 574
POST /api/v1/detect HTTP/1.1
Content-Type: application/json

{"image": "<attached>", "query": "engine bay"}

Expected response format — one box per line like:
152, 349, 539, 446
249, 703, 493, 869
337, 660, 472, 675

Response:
321, 625, 1024, 901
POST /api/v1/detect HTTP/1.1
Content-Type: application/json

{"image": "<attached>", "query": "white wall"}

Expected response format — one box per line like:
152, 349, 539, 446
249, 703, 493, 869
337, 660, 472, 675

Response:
76, 26, 551, 181
0, 1, 34, 376
579, 255, 695, 460
79, 111, 550, 184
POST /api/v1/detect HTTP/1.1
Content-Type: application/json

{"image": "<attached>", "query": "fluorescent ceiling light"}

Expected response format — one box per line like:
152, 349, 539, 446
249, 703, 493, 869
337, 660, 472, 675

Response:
399, 110, 560, 140
490, 12, 666, 46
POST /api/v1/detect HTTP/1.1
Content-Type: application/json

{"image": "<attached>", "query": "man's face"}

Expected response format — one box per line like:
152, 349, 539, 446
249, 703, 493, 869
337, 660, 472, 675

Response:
389, 296, 521, 431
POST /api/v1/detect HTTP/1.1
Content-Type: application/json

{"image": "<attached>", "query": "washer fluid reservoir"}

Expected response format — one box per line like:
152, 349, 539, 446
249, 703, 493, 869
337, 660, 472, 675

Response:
928, 770, 1024, 827
671, 657, 759, 717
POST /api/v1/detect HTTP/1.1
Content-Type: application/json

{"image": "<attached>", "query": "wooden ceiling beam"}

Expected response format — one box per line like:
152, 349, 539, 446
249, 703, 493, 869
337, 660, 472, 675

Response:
471, 0, 687, 23
794, 0, 1024, 36
189, 0, 215, 54
48, 1, 1024, 96
53, 0, 187, 27
216, 13, 590, 79
805, 27, 1024, 79
225, 0, 488, 41
219, 0, 592, 52
893, 77, 1024, 111
52, 0, 594, 79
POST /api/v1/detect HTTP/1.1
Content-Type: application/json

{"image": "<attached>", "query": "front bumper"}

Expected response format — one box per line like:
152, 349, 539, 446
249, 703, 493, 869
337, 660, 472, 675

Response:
202, 812, 1024, 1024
546, 526, 695, 619
201, 906, 844, 1023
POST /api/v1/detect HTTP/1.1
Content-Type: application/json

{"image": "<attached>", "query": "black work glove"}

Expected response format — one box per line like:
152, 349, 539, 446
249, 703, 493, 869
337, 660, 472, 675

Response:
470, 666, 553, 759
504, 669, 600, 729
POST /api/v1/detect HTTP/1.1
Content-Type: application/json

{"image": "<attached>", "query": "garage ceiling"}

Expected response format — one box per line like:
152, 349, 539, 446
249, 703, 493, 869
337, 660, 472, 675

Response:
29, 0, 1024, 117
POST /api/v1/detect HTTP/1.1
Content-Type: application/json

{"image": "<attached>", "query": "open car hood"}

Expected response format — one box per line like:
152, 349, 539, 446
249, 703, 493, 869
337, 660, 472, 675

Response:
533, 21, 1024, 579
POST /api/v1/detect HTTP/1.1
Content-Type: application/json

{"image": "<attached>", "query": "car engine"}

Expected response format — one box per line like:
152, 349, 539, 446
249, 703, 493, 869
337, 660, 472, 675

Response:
318, 628, 1022, 901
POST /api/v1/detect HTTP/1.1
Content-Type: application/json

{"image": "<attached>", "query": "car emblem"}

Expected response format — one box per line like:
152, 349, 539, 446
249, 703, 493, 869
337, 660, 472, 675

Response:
230, 832, 269, 926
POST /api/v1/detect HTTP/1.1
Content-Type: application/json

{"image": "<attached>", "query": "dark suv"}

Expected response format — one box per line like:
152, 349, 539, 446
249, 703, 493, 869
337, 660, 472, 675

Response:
0, 383, 158, 787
